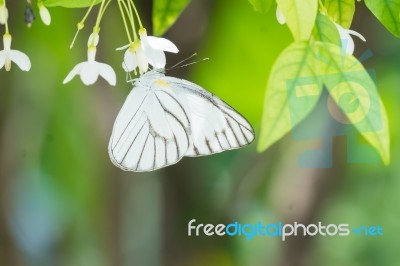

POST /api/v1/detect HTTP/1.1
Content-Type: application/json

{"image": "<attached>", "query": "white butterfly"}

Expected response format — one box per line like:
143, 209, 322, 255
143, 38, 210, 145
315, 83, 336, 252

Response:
108, 70, 255, 172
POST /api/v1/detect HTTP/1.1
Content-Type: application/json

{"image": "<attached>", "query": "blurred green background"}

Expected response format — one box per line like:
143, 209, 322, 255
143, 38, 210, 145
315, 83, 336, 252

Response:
0, 0, 399, 266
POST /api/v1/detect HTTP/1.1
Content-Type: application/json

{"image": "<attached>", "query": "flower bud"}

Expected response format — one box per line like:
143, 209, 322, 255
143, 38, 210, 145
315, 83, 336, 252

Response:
87, 32, 100, 47
38, 3, 51, 26
0, 3, 8, 25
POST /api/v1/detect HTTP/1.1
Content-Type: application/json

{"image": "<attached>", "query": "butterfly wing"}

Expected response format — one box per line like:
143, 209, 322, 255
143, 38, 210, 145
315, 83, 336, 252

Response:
108, 81, 190, 172
162, 77, 255, 156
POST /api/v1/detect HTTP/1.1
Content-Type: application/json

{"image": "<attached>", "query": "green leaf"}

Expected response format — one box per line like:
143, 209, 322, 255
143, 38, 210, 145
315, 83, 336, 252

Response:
258, 42, 323, 151
43, 0, 102, 8
259, 41, 390, 164
314, 42, 390, 164
313, 12, 341, 45
276, 0, 318, 41
248, 0, 273, 14
153, 0, 191, 36
365, 0, 400, 37
324, 0, 355, 29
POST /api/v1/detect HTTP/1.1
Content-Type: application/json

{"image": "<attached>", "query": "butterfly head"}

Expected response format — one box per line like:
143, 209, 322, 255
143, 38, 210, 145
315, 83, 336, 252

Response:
135, 68, 166, 86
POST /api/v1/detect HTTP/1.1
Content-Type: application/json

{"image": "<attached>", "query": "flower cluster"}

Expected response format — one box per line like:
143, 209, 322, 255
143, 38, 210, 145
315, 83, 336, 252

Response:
0, 0, 179, 86
0, 0, 50, 72
0, 0, 367, 83
63, 0, 179, 86
275, 6, 366, 55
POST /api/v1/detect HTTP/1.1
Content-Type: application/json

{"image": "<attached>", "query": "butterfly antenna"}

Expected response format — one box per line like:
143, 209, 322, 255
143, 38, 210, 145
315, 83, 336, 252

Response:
168, 53, 199, 70
172, 57, 209, 69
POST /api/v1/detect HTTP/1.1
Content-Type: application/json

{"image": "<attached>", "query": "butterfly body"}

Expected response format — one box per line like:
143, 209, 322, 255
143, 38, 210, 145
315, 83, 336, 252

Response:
109, 70, 255, 172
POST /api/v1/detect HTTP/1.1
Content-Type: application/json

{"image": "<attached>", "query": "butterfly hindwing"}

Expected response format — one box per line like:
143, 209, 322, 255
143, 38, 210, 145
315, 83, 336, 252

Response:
162, 76, 255, 156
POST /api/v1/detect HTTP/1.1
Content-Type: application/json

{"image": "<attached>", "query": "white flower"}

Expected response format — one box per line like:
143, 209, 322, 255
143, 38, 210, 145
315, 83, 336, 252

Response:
139, 29, 179, 68
0, 1, 7, 25
63, 46, 116, 86
276, 6, 286, 25
118, 28, 179, 74
120, 41, 149, 74
0, 34, 31, 72
335, 23, 366, 55
38, 2, 51, 26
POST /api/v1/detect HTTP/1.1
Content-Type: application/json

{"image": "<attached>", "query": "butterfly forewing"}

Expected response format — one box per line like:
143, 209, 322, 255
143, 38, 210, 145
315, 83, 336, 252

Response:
109, 79, 190, 171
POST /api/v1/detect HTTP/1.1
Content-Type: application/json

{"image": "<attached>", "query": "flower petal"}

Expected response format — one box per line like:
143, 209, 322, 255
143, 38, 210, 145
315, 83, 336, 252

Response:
8, 50, 31, 71
97, 62, 116, 86
141, 39, 165, 69
338, 31, 355, 54
80, 62, 99, 85
342, 37, 355, 55
348, 29, 366, 42
276, 6, 286, 25
136, 47, 149, 73
335, 23, 356, 55
39, 4, 51, 26
122, 49, 138, 72
146, 48, 166, 69
0, 50, 7, 69
146, 36, 179, 53
63, 62, 84, 84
